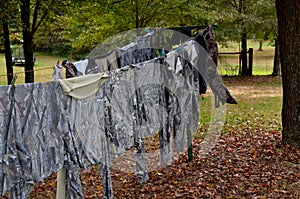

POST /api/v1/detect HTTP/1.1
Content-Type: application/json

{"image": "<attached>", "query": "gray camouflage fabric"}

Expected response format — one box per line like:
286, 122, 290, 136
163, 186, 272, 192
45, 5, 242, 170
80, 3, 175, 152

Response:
0, 37, 232, 198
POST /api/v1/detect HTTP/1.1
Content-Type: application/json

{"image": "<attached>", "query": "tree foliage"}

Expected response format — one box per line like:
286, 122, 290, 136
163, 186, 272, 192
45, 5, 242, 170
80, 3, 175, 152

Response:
32, 0, 277, 59
250, 0, 277, 41
49, 0, 201, 57
194, 0, 276, 45
19, 0, 66, 82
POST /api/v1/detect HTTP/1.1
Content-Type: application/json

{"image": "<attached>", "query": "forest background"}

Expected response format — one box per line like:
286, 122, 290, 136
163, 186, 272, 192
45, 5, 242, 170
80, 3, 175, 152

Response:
0, 1, 276, 66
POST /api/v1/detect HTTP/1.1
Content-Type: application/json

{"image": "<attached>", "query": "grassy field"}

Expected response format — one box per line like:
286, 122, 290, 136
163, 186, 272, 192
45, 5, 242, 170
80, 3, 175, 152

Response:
218, 40, 275, 76
0, 52, 67, 85
198, 75, 282, 136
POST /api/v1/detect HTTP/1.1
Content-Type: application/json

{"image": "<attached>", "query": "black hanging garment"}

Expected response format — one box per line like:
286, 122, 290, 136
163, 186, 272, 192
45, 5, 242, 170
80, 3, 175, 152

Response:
62, 60, 83, 78
195, 25, 237, 105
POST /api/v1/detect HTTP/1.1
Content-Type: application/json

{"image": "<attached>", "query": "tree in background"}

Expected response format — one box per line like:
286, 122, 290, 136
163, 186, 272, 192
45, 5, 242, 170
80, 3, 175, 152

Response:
33, 0, 74, 57
251, 0, 280, 76
1, 0, 63, 84
276, 0, 300, 148
28, 0, 278, 71
272, 36, 280, 76
200, 0, 278, 76
0, 0, 18, 84
199, 0, 255, 75
53, 0, 200, 57
2, 20, 13, 84
20, 0, 34, 83
20, 0, 58, 83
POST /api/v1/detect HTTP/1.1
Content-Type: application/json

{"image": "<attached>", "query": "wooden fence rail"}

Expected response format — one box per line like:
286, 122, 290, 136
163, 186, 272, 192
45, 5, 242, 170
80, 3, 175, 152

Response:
219, 48, 253, 76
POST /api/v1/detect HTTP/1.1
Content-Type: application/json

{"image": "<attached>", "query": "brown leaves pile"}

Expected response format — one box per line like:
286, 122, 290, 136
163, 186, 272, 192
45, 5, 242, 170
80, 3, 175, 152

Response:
109, 129, 300, 199
25, 127, 300, 199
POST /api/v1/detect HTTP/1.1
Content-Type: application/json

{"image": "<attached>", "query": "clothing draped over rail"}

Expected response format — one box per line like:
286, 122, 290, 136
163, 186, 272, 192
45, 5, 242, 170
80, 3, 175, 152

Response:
0, 57, 198, 198
0, 27, 237, 198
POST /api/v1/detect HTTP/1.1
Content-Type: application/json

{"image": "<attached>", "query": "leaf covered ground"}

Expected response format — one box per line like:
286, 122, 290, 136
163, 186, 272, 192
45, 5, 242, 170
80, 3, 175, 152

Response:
5, 76, 300, 198
28, 128, 300, 199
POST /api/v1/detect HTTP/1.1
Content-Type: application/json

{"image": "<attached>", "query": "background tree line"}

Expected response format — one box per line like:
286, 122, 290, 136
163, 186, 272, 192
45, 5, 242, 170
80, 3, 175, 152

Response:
1, 0, 278, 81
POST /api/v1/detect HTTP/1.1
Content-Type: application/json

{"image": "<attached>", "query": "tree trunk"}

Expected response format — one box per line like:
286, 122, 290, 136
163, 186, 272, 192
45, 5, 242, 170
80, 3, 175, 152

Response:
239, 0, 249, 76
258, 41, 263, 51
276, 0, 300, 148
20, 0, 34, 83
135, 0, 139, 28
272, 38, 281, 76
2, 20, 13, 85
241, 31, 248, 76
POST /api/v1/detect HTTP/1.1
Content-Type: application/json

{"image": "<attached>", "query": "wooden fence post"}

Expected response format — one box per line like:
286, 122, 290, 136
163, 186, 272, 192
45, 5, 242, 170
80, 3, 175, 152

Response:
248, 48, 253, 76
241, 48, 248, 76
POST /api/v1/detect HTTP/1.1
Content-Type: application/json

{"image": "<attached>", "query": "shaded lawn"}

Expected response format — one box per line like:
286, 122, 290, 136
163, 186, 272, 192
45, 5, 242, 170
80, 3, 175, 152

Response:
0, 52, 66, 85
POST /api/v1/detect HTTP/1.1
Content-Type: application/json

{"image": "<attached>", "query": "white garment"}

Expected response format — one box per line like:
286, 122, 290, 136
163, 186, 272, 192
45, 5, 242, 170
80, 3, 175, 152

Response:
74, 59, 89, 75
59, 73, 109, 99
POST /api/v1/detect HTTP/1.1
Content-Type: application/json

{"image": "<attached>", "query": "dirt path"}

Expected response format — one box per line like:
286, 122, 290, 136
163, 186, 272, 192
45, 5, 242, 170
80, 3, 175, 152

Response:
227, 85, 282, 98
223, 75, 282, 98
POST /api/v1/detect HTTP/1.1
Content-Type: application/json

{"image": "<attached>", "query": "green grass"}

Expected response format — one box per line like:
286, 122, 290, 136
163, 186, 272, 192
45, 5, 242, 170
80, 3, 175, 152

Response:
218, 39, 275, 76
0, 52, 66, 85
197, 76, 282, 137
